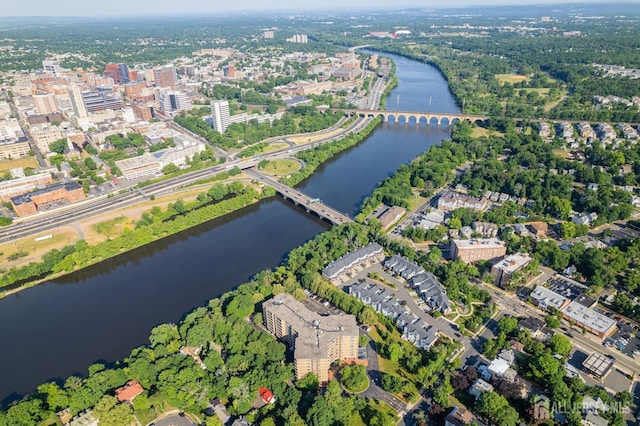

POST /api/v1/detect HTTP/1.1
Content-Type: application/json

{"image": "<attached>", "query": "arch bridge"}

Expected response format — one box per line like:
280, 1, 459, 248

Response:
344, 109, 489, 127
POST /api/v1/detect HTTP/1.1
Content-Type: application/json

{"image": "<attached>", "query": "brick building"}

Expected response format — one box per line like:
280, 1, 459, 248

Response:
11, 181, 85, 216
450, 238, 507, 263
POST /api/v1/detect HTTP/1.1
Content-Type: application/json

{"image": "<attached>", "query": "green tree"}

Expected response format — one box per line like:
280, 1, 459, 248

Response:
92, 395, 133, 426
433, 375, 454, 407
549, 334, 572, 358
49, 138, 67, 154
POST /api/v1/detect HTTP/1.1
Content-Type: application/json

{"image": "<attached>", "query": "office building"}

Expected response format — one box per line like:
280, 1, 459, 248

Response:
561, 302, 617, 339
68, 85, 88, 118
262, 293, 358, 382
153, 65, 177, 89
132, 104, 155, 121
0, 140, 30, 160
0, 173, 53, 202
210, 100, 231, 133
42, 60, 62, 77
104, 63, 130, 84
121, 107, 136, 124
450, 238, 507, 263
11, 181, 85, 217
32, 94, 59, 114
160, 90, 192, 114
81, 89, 123, 113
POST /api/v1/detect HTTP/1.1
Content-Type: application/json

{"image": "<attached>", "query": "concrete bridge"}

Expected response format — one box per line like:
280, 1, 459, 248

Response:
343, 109, 489, 126
245, 169, 353, 226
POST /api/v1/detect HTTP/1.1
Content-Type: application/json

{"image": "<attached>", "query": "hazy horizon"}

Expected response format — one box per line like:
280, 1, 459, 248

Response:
0, 0, 633, 18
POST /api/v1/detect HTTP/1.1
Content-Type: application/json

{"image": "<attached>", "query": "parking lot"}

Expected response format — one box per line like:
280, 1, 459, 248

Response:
603, 319, 640, 358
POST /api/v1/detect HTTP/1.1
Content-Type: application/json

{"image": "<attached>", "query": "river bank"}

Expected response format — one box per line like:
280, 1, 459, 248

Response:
0, 51, 458, 406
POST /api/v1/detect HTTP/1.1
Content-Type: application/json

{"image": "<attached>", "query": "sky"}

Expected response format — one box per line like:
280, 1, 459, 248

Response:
0, 0, 624, 17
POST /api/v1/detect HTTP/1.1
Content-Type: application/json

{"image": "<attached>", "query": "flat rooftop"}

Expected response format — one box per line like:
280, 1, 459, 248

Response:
263, 293, 358, 360
493, 253, 532, 273
582, 352, 614, 377
453, 238, 505, 249
562, 301, 616, 335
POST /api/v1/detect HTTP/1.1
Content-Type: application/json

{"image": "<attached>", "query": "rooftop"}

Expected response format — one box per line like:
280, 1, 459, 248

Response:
115, 380, 144, 402
492, 253, 532, 273
582, 352, 614, 378
562, 302, 616, 335
322, 243, 383, 279
10, 181, 82, 205
452, 238, 505, 250
263, 293, 358, 360
530, 285, 569, 310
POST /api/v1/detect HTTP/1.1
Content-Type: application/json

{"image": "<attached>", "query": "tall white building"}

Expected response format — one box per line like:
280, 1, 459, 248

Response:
210, 100, 230, 133
69, 85, 88, 118
121, 107, 136, 124
42, 60, 62, 77
160, 90, 192, 114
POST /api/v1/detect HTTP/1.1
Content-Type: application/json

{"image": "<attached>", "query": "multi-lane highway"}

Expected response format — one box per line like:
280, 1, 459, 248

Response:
1, 115, 372, 243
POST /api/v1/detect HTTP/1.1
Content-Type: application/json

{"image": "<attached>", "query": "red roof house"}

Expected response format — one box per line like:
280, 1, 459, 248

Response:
115, 380, 144, 403
259, 388, 276, 404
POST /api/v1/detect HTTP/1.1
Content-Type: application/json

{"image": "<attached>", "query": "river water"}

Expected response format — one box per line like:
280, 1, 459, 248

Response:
0, 53, 459, 405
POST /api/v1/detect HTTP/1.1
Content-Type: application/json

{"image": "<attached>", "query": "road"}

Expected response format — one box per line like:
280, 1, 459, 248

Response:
245, 169, 352, 225
1, 114, 372, 243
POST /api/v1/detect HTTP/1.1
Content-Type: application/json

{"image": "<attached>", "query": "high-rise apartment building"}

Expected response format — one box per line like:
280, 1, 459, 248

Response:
104, 63, 130, 84
69, 85, 88, 118
42, 60, 62, 77
262, 293, 359, 382
153, 65, 177, 89
210, 100, 230, 133
32, 94, 59, 114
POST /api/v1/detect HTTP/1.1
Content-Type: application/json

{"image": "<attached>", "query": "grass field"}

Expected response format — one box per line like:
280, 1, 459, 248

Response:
0, 157, 38, 174
406, 194, 427, 212
260, 159, 302, 176
0, 230, 77, 269
495, 74, 530, 85
288, 126, 345, 145
263, 142, 290, 153
470, 127, 505, 138
522, 88, 550, 96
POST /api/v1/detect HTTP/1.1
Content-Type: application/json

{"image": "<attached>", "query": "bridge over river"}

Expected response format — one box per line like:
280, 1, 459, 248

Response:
344, 109, 489, 126
245, 169, 353, 226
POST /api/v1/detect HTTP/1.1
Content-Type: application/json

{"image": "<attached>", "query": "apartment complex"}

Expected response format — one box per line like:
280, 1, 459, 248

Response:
321, 243, 384, 283
262, 293, 358, 382
491, 253, 533, 288
160, 90, 192, 114
450, 238, 507, 263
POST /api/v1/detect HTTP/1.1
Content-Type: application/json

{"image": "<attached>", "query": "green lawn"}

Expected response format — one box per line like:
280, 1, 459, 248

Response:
495, 74, 530, 84
260, 159, 302, 176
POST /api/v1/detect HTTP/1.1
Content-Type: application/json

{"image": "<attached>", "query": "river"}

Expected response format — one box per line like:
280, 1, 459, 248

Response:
0, 52, 459, 406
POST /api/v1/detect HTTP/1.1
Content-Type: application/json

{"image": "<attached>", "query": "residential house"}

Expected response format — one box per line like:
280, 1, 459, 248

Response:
322, 243, 384, 283
410, 272, 451, 314
383, 255, 424, 279
115, 380, 144, 403
445, 406, 474, 426
468, 378, 494, 400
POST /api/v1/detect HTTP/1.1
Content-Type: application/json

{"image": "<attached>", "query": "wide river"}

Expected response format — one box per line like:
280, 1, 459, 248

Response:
0, 53, 459, 405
